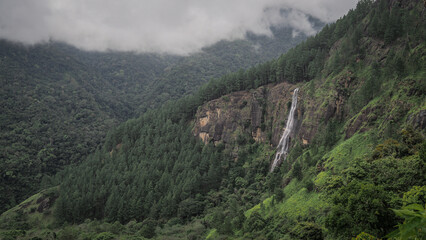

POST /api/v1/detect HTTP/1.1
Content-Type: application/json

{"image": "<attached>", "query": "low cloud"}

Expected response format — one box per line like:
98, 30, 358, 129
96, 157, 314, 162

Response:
0, 0, 358, 55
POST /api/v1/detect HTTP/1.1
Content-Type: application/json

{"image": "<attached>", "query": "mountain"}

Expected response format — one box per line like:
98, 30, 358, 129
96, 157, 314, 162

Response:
1, 0, 425, 239
0, 16, 322, 215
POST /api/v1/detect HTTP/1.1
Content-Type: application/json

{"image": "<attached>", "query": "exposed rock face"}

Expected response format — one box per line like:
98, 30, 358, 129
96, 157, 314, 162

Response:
193, 82, 302, 147
37, 196, 54, 213
192, 71, 372, 150
408, 110, 426, 130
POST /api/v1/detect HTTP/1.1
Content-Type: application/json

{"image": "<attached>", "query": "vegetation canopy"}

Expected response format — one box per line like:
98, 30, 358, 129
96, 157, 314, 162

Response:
0, 0, 425, 239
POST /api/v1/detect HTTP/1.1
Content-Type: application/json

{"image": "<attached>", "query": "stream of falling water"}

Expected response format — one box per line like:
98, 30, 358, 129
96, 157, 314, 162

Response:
270, 88, 299, 172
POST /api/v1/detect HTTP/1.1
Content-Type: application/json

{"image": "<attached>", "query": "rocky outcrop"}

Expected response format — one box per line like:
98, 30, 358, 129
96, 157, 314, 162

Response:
193, 82, 302, 147
408, 110, 426, 130
345, 106, 381, 139
36, 195, 56, 213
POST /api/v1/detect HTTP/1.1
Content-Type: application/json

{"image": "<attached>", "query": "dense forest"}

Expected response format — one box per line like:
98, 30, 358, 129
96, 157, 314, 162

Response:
0, 18, 320, 215
1, 0, 425, 239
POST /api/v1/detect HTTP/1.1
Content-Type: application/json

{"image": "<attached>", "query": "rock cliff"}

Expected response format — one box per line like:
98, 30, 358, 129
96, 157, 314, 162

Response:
193, 82, 305, 148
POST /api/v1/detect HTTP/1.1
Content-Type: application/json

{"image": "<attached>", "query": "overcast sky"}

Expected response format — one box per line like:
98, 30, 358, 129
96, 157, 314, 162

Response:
0, 0, 358, 55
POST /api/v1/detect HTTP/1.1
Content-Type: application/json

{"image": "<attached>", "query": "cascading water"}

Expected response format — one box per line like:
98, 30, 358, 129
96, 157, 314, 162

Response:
270, 88, 299, 172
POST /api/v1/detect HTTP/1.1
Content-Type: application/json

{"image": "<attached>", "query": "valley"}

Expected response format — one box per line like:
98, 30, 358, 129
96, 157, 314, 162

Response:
0, 0, 425, 239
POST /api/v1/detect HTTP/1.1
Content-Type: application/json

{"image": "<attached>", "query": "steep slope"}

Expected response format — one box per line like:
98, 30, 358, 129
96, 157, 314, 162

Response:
0, 41, 122, 214
0, 17, 320, 214
194, 82, 298, 146
1, 0, 425, 239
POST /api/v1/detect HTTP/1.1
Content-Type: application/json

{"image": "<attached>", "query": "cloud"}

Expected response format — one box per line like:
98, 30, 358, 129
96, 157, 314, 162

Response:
0, 0, 358, 55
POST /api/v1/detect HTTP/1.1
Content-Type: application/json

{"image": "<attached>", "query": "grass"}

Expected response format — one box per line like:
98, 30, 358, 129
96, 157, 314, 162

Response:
277, 187, 325, 223
322, 131, 376, 172
245, 178, 326, 225
0, 186, 59, 230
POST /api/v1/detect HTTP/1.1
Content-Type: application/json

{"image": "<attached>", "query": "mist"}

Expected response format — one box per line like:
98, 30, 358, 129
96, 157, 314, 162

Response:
0, 0, 358, 55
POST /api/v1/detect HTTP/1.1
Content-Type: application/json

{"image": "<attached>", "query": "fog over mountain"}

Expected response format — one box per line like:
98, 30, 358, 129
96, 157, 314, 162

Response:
0, 0, 357, 54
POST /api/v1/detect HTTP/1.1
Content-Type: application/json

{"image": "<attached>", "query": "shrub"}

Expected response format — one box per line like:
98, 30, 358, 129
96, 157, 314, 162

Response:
57, 226, 79, 240
403, 186, 426, 206
290, 222, 323, 240
353, 232, 379, 240
372, 139, 402, 159
244, 211, 266, 233
325, 181, 395, 238
139, 219, 156, 239
0, 230, 26, 240
94, 232, 116, 240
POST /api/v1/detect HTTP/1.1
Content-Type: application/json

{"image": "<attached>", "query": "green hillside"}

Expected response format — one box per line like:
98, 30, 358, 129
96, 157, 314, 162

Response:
0, 19, 317, 214
1, 0, 425, 239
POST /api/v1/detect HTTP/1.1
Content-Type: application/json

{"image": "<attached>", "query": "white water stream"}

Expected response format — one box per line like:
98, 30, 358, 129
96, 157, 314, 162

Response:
270, 88, 299, 172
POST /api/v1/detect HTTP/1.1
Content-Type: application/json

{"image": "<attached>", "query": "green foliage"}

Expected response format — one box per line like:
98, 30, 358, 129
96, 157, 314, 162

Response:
0, 230, 26, 240
289, 222, 323, 240
346, 153, 424, 194
401, 126, 424, 152
2, 1, 425, 239
0, 19, 317, 214
278, 186, 325, 222
321, 132, 376, 172
403, 186, 426, 206
53, 103, 230, 224
94, 232, 116, 240
324, 132, 425, 238
139, 219, 156, 239
325, 181, 396, 238
386, 204, 426, 240
156, 218, 206, 240
372, 139, 403, 159
273, 189, 285, 203
57, 226, 79, 240
290, 160, 303, 181
0, 40, 120, 214
177, 198, 205, 220
266, 171, 281, 193
352, 232, 379, 240
209, 198, 247, 235
244, 211, 266, 233
420, 142, 426, 162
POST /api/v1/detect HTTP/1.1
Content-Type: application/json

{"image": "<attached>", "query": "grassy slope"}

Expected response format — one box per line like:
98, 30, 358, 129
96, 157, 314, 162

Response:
230, 39, 425, 238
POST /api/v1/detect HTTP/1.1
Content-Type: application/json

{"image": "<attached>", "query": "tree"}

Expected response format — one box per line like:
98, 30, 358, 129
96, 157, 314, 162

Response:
273, 188, 285, 203
177, 198, 204, 221
291, 160, 303, 181
244, 211, 266, 233
384, 6, 402, 45
290, 222, 323, 240
139, 219, 157, 239
325, 181, 396, 238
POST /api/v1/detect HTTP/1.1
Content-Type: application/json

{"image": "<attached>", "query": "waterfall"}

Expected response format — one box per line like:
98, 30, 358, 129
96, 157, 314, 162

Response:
270, 88, 299, 172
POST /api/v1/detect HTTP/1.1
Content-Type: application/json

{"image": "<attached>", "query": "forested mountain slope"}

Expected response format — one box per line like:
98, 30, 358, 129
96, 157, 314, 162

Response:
0, 16, 321, 214
59, 22, 323, 114
1, 0, 425, 239
0, 41, 123, 214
